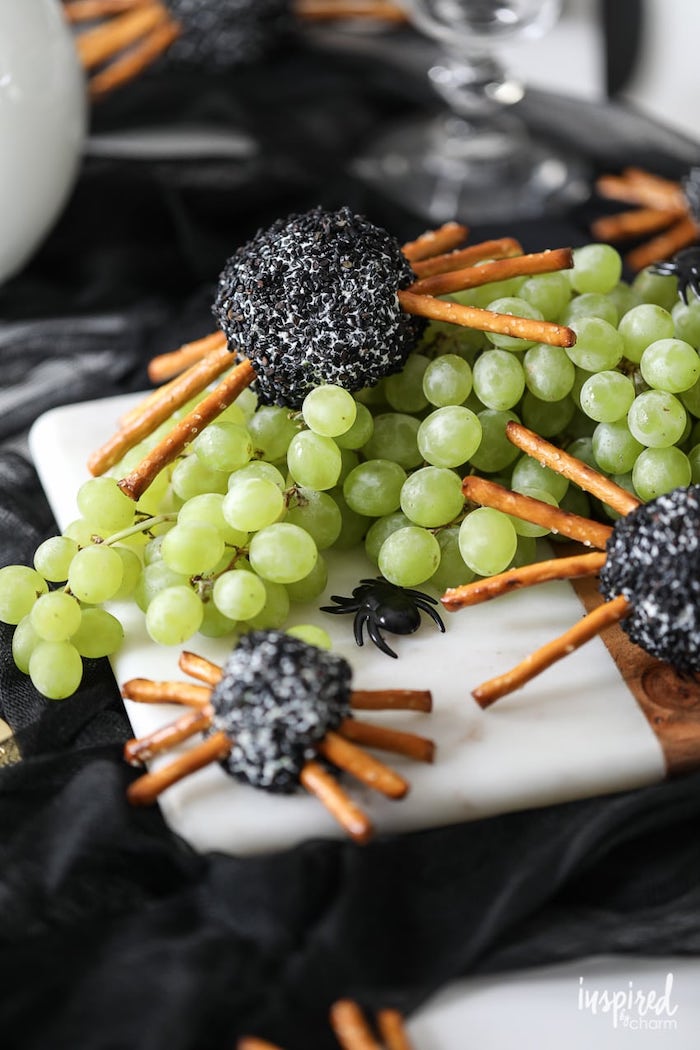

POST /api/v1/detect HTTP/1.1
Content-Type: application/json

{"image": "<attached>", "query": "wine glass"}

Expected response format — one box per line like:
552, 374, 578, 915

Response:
355, 0, 587, 223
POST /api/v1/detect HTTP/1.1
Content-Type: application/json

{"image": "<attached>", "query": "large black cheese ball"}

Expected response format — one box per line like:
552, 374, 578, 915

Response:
165, 0, 293, 69
212, 206, 423, 408
599, 485, 700, 674
211, 630, 352, 794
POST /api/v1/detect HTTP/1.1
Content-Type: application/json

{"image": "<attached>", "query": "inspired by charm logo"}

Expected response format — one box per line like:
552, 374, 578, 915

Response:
578, 972, 679, 1030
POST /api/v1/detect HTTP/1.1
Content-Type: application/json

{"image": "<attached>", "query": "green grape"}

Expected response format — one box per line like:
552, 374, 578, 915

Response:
459, 508, 517, 576
178, 492, 248, 547
592, 420, 644, 474
688, 443, 700, 484
523, 344, 575, 402
521, 392, 575, 437
334, 402, 374, 450
601, 473, 638, 521
418, 318, 488, 359
71, 608, 124, 658
566, 436, 597, 469
454, 276, 525, 310
558, 483, 591, 521
469, 410, 521, 472
569, 243, 622, 294
566, 409, 597, 440
632, 446, 691, 501
579, 370, 636, 422
472, 349, 525, 411
198, 602, 239, 639
286, 624, 332, 650
216, 401, 246, 426
422, 354, 473, 406
68, 545, 123, 604
213, 569, 267, 621
329, 489, 371, 550
33, 536, 79, 582
222, 477, 284, 532
361, 413, 422, 469
287, 431, 342, 491
672, 297, 700, 346
378, 526, 441, 587
249, 523, 317, 584
567, 317, 624, 372
400, 466, 464, 528
343, 459, 407, 517
511, 454, 569, 501
133, 561, 189, 612
417, 406, 482, 468
284, 488, 342, 549
680, 378, 700, 418
627, 390, 687, 448
484, 297, 544, 350
508, 487, 558, 538
247, 405, 299, 461
12, 616, 40, 674
245, 580, 290, 630
192, 421, 253, 472
143, 534, 166, 565
640, 338, 700, 393
607, 280, 640, 319
146, 585, 203, 645
228, 460, 286, 492
518, 271, 572, 320
170, 455, 228, 500
429, 527, 474, 591
63, 518, 106, 546
383, 354, 430, 412
337, 448, 360, 484
29, 640, 82, 700
617, 303, 675, 364
509, 534, 537, 567
364, 512, 411, 564
112, 545, 143, 600
30, 591, 82, 642
561, 292, 618, 326
285, 554, 329, 601
301, 385, 357, 437
224, 386, 257, 421
632, 267, 678, 310
160, 521, 225, 575
77, 476, 135, 533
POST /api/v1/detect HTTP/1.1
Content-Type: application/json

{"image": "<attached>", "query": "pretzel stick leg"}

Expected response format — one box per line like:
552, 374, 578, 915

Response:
237, 1039, 283, 1050
461, 475, 613, 549
595, 170, 686, 211
442, 550, 607, 611
179, 651, 223, 687
626, 215, 700, 272
473, 594, 631, 707
300, 761, 373, 844
88, 19, 181, 100
376, 1009, 414, 1050
409, 247, 573, 297
118, 358, 257, 501
75, 4, 169, 69
317, 731, 409, 799
127, 730, 232, 805
330, 1000, 383, 1050
338, 718, 435, 763
505, 422, 642, 515
148, 330, 228, 384
410, 237, 523, 279
124, 705, 213, 765
398, 291, 576, 348
296, 0, 407, 22
590, 207, 684, 243
402, 223, 468, 262
351, 689, 432, 712
121, 678, 212, 709
64, 0, 150, 21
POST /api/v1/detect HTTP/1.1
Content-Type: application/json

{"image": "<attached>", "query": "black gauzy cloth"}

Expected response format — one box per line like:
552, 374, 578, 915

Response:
1, 27, 700, 1050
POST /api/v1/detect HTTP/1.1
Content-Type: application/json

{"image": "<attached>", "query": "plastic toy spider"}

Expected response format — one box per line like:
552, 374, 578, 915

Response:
442, 422, 700, 707
122, 630, 435, 843
650, 246, 700, 303
321, 577, 445, 659
238, 999, 414, 1050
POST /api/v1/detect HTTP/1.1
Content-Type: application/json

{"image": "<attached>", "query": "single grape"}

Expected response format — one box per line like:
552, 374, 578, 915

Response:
640, 338, 700, 393
178, 492, 248, 547
429, 527, 474, 591
227, 461, 286, 492
511, 454, 569, 501
672, 297, 700, 346
192, 421, 253, 472
631, 268, 678, 311
284, 488, 342, 550
213, 569, 267, 621
472, 349, 525, 411
567, 317, 624, 372
245, 580, 290, 630
222, 477, 284, 533
592, 420, 645, 474
285, 554, 329, 602
286, 431, 342, 491
0, 565, 48, 625
509, 534, 538, 566
112, 545, 143, 600
459, 508, 517, 576
469, 410, 521, 472
521, 392, 575, 437
361, 413, 422, 469
77, 476, 135, 534
422, 354, 473, 406
383, 354, 430, 413
145, 585, 204, 645
508, 486, 558, 538
484, 296, 544, 351
29, 640, 83, 700
579, 371, 636, 422
71, 608, 124, 658
569, 244, 622, 295
248, 523, 318, 585
12, 616, 40, 674
632, 446, 692, 501
133, 561, 189, 612
329, 489, 371, 550
302, 385, 357, 437
68, 545, 124, 604
30, 591, 82, 642
199, 602, 239, 639
523, 343, 575, 402
561, 292, 618, 326
286, 624, 332, 650
400, 466, 464, 528
160, 521, 225, 575
417, 406, 482, 468
343, 460, 407, 517
627, 390, 687, 448
689, 443, 700, 484
247, 405, 299, 461
566, 436, 597, 469
334, 402, 374, 450
607, 280, 640, 319
617, 303, 675, 364
33, 536, 79, 582
518, 271, 572, 320
378, 526, 441, 587
63, 519, 106, 546
170, 455, 228, 500
337, 448, 360, 485
364, 512, 411, 564
680, 378, 700, 418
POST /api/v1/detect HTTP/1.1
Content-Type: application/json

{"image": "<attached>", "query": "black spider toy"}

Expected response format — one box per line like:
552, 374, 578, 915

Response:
322, 577, 445, 659
650, 246, 700, 303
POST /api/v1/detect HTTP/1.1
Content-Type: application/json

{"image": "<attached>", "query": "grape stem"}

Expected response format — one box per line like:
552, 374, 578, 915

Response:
101, 513, 175, 547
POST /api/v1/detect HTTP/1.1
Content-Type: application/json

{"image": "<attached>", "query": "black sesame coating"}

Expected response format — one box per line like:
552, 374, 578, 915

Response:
164, 0, 293, 70
212, 206, 423, 408
599, 486, 700, 674
210, 630, 353, 794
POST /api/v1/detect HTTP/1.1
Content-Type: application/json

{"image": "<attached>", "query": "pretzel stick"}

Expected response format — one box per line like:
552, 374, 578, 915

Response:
590, 207, 685, 243
626, 215, 700, 272
63, 0, 150, 21
148, 330, 228, 384
121, 678, 213, 709
124, 705, 214, 765
317, 731, 409, 799
402, 222, 468, 262
339, 718, 435, 763
89, 19, 180, 100
300, 761, 373, 844
398, 291, 576, 348
473, 594, 631, 707
88, 345, 233, 475
118, 358, 257, 501
179, 650, 222, 686
75, 3, 169, 69
410, 237, 523, 278
505, 423, 642, 515
460, 476, 613, 549
596, 170, 686, 211
237, 1039, 282, 1050
330, 1000, 383, 1050
296, 0, 407, 22
376, 1010, 414, 1050
351, 689, 432, 712
409, 247, 573, 297
127, 730, 232, 805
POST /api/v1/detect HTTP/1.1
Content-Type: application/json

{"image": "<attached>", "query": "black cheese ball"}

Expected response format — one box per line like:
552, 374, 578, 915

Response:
164, 0, 293, 70
599, 485, 700, 674
211, 630, 352, 793
212, 206, 423, 408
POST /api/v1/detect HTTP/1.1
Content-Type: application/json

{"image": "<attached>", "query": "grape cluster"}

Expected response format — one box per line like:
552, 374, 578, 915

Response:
3, 242, 699, 700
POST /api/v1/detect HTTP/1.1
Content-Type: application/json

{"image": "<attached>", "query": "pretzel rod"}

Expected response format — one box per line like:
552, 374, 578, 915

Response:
402, 222, 468, 262
460, 475, 613, 549
317, 731, 409, 799
473, 594, 631, 707
88, 19, 181, 100
351, 689, 432, 712
127, 730, 232, 805
237, 1039, 282, 1050
505, 422, 642, 515
124, 705, 213, 765
339, 718, 435, 763
590, 206, 685, 243
296, 0, 407, 22
88, 345, 232, 475
442, 550, 607, 612
121, 678, 213, 709
148, 330, 228, 384
596, 170, 686, 211
626, 215, 700, 272
118, 358, 257, 501
179, 650, 222, 686
410, 237, 523, 278
376, 1009, 413, 1050
63, 0, 149, 21
408, 247, 573, 297
398, 291, 576, 348
300, 760, 373, 844
75, 3, 169, 69
330, 1000, 383, 1050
